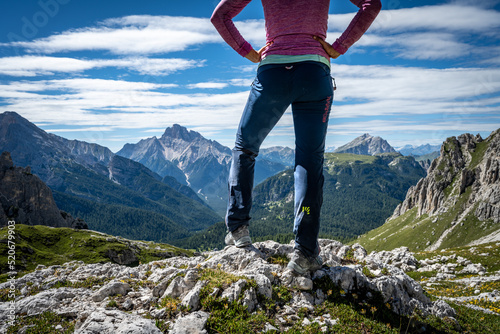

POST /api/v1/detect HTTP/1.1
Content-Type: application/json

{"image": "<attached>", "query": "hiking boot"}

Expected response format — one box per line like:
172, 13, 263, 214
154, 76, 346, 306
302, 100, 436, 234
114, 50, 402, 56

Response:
225, 225, 252, 247
287, 249, 323, 275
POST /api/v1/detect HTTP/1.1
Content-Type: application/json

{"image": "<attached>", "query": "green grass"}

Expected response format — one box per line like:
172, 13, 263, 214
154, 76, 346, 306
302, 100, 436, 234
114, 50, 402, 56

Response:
355, 184, 489, 253
0, 224, 193, 283
267, 253, 289, 267
325, 152, 378, 164
469, 139, 489, 170
6, 311, 75, 334
353, 207, 421, 252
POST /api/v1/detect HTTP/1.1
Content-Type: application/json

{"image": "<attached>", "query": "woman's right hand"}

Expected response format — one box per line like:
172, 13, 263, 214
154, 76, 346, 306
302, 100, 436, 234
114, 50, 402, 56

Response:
245, 42, 273, 63
313, 36, 341, 59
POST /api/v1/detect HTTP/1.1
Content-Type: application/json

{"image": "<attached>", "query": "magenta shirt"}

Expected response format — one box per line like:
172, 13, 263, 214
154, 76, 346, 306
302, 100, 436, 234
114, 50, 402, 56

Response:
211, 0, 381, 58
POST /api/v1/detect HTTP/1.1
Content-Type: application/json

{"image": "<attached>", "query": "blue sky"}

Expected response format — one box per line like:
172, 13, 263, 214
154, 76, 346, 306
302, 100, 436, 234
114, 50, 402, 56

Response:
1, 0, 499, 152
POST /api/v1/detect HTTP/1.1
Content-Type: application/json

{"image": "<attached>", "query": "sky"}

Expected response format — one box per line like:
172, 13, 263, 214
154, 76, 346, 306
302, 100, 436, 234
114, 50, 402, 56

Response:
0, 0, 499, 152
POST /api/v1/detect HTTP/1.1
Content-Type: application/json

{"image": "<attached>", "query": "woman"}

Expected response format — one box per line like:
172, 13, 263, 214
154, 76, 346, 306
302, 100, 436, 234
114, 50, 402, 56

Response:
211, 0, 381, 275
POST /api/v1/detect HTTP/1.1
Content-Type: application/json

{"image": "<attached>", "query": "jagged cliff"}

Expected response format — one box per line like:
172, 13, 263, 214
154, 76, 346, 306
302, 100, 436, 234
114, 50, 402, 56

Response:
393, 130, 499, 224
357, 129, 500, 252
0, 152, 86, 228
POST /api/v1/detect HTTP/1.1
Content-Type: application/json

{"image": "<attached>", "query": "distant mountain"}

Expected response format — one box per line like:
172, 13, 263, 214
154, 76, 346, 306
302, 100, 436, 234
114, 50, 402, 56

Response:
258, 146, 294, 167
117, 124, 288, 215
396, 144, 441, 171
179, 152, 426, 250
398, 144, 441, 156
0, 112, 221, 243
0, 151, 86, 229
357, 129, 500, 252
414, 151, 441, 171
325, 146, 336, 153
333, 134, 396, 155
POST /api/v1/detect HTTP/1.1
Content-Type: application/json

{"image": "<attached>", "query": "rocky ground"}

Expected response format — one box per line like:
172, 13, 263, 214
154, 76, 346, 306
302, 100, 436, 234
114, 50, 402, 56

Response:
2, 239, 485, 333
409, 242, 500, 316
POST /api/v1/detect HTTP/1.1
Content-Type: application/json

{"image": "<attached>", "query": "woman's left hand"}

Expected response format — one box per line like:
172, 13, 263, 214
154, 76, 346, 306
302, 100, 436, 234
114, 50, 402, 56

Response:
313, 36, 341, 59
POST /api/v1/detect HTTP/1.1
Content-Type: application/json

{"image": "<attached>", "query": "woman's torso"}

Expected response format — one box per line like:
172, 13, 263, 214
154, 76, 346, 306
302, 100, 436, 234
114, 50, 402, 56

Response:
261, 0, 330, 59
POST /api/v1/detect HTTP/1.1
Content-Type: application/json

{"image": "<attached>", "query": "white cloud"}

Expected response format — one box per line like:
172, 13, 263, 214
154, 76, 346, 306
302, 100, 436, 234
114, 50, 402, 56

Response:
330, 64, 500, 110
328, 3, 500, 60
5, 3, 497, 62
1, 62, 498, 134
235, 19, 266, 46
0, 56, 94, 76
0, 78, 249, 130
329, 119, 498, 134
365, 4, 500, 33
43, 127, 114, 132
0, 56, 203, 77
229, 78, 253, 86
187, 82, 229, 89
8, 15, 220, 55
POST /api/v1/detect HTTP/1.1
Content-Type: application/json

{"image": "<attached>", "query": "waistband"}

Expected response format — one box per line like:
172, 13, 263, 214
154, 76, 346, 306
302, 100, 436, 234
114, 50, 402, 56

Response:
259, 54, 330, 69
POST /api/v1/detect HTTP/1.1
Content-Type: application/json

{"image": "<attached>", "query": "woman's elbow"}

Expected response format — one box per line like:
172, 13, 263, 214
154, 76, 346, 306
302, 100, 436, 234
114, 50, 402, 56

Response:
210, 12, 219, 26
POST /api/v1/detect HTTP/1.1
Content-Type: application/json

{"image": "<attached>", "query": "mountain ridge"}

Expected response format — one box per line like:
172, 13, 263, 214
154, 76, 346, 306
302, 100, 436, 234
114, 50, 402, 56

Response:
356, 129, 500, 252
0, 111, 221, 243
398, 143, 441, 157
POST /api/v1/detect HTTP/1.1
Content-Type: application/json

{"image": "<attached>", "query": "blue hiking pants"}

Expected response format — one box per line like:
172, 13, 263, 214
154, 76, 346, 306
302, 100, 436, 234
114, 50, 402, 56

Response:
226, 61, 334, 258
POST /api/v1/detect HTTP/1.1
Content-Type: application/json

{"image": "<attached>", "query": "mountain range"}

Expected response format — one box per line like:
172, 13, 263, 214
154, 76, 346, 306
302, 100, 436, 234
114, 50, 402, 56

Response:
0, 112, 221, 242
117, 124, 290, 215
398, 143, 442, 156
176, 151, 427, 250
357, 129, 500, 252
2, 110, 456, 251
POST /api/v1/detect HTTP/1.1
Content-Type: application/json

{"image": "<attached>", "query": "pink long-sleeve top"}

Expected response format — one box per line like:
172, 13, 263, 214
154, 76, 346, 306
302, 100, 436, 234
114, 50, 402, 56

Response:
211, 0, 381, 59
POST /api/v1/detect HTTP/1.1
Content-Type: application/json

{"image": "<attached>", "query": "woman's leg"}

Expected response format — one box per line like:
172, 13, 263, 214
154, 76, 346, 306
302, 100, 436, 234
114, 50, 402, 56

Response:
226, 65, 293, 233
291, 62, 334, 258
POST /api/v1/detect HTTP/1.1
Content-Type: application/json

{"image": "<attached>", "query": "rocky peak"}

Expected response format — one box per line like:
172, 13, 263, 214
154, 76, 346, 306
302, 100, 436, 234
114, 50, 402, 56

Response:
0, 111, 25, 128
161, 124, 202, 143
334, 133, 397, 156
0, 151, 86, 228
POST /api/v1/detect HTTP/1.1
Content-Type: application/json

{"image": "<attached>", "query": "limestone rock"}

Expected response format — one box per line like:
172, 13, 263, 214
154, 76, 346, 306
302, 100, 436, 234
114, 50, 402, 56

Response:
181, 280, 207, 311
92, 280, 131, 302
75, 308, 162, 334
168, 311, 209, 334
221, 279, 247, 303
